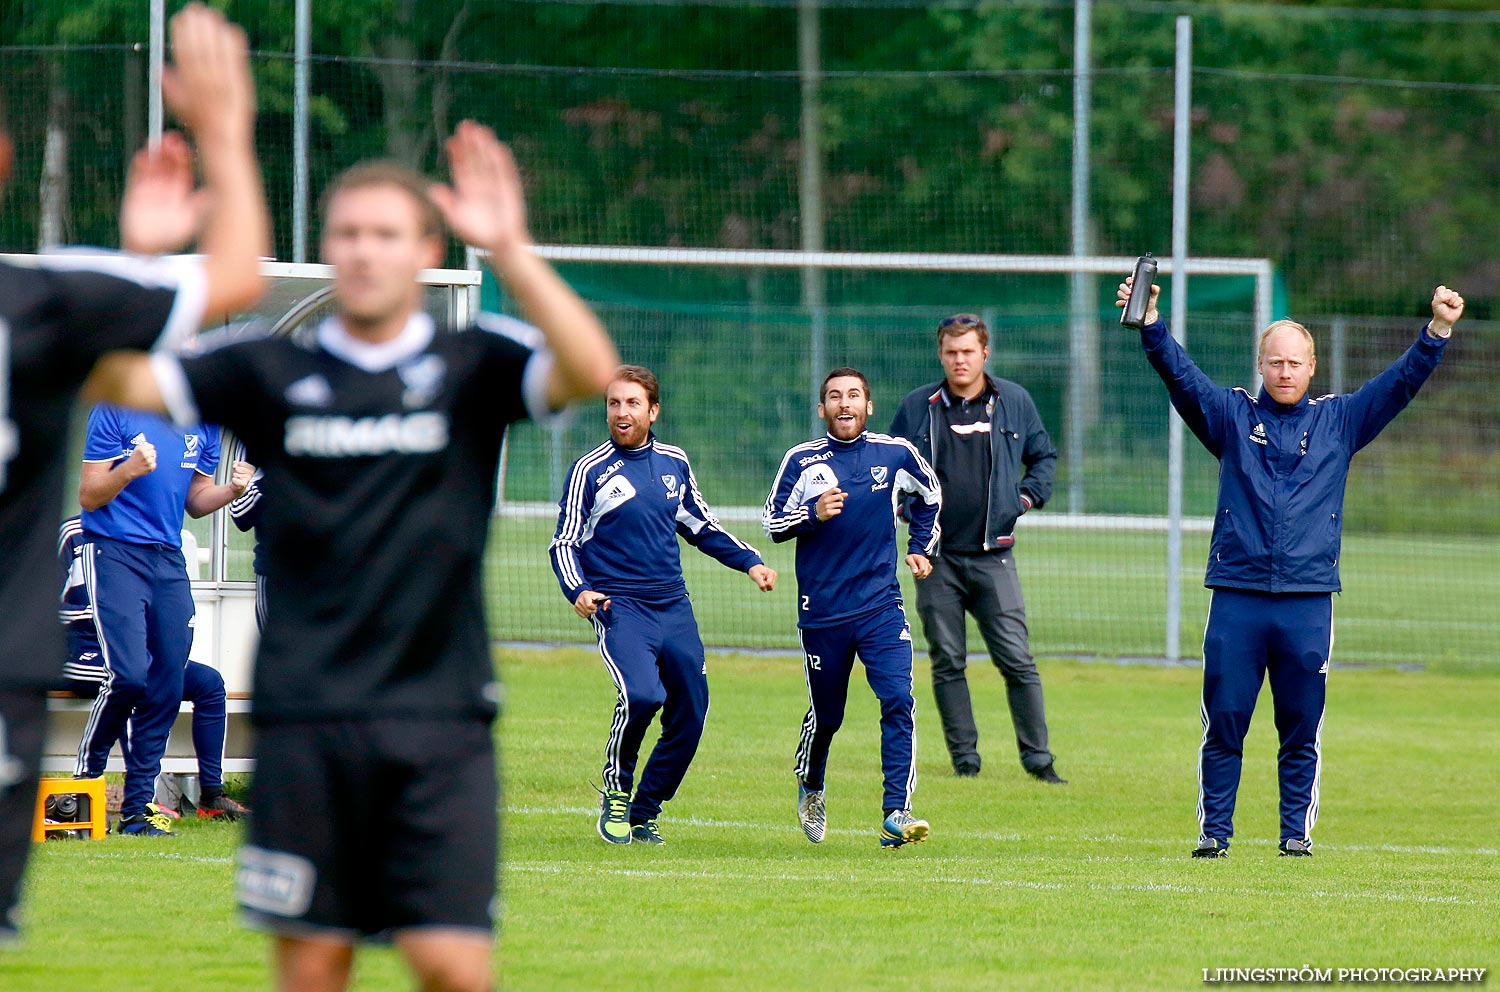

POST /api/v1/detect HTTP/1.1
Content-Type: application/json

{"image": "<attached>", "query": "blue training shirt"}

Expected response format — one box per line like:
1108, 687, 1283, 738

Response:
551, 433, 764, 605
763, 430, 941, 628
1139, 318, 1446, 593
80, 403, 220, 548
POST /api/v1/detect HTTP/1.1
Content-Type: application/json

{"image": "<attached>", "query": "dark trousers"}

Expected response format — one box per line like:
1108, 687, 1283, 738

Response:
794, 604, 918, 815
1199, 588, 1332, 847
915, 550, 1053, 774
0, 689, 47, 937
63, 657, 228, 792
74, 538, 193, 817
591, 596, 710, 824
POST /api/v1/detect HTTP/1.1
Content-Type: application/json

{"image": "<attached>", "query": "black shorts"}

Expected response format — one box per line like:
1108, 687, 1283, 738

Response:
237, 716, 498, 941
0, 689, 48, 933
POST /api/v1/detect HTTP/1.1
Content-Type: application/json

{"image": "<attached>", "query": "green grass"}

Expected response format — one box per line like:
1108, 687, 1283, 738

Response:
11, 648, 1499, 990
487, 514, 1500, 673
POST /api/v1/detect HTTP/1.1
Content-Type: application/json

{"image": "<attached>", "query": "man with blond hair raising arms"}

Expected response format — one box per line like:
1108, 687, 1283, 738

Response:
1119, 276, 1462, 859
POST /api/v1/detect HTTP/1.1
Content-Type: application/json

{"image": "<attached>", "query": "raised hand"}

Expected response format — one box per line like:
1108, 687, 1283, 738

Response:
1116, 276, 1162, 327
160, 3, 255, 147
428, 121, 532, 256
815, 487, 846, 522
120, 133, 208, 255
230, 460, 256, 496
1430, 285, 1465, 337
126, 440, 158, 478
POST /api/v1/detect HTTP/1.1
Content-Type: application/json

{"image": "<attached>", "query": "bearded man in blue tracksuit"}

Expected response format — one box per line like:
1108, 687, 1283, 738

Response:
551, 365, 776, 846
1119, 277, 1465, 858
764, 367, 942, 849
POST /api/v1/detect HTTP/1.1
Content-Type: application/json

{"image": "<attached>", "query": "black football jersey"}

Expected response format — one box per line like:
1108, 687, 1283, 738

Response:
166, 311, 548, 723
1, 253, 205, 689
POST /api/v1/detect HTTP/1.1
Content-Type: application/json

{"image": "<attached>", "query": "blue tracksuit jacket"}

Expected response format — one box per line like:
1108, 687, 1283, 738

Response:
1140, 318, 1446, 592
550, 433, 763, 603
762, 431, 941, 627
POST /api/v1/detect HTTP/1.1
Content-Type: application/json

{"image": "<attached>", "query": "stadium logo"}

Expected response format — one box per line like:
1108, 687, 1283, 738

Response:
1249, 423, 1268, 446
284, 412, 449, 457
798, 450, 835, 467
594, 459, 624, 485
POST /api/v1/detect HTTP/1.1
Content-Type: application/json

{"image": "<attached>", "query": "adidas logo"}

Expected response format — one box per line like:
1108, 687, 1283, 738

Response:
1249, 423, 1268, 446
130, 432, 148, 447
285, 374, 334, 408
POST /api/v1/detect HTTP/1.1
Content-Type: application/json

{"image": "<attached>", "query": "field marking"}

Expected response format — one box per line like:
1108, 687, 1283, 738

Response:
505, 862, 1487, 907
63, 850, 235, 865
504, 804, 1500, 857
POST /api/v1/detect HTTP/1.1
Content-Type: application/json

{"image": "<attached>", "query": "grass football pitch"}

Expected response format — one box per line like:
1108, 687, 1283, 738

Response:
11, 647, 1499, 990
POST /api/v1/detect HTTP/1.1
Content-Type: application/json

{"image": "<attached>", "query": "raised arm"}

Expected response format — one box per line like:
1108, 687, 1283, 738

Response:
762, 450, 830, 544
156, 3, 269, 317
1340, 286, 1461, 453
228, 469, 264, 532
429, 121, 619, 411
1116, 276, 1232, 458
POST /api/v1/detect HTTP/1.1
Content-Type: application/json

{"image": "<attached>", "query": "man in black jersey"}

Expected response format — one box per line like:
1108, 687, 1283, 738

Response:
0, 4, 267, 944
96, 125, 619, 992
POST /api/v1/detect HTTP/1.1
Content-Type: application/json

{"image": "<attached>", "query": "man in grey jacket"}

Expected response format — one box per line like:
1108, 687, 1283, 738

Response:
889, 313, 1064, 783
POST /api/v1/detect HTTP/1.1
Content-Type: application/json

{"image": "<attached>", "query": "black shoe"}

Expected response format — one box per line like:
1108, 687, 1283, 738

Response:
953, 760, 981, 778
1027, 762, 1067, 785
1192, 838, 1229, 859
1279, 838, 1313, 857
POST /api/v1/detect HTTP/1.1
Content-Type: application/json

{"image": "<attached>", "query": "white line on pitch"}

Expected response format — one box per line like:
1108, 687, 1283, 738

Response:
504, 863, 1485, 907
503, 805, 1500, 857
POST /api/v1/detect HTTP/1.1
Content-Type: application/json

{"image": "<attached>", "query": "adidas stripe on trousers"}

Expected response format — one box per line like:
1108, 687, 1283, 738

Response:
592, 595, 709, 825
794, 603, 918, 815
1198, 588, 1332, 848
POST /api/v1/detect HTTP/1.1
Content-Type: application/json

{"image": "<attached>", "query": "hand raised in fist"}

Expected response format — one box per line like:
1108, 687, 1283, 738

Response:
1429, 285, 1465, 338
815, 487, 846, 522
125, 440, 158, 478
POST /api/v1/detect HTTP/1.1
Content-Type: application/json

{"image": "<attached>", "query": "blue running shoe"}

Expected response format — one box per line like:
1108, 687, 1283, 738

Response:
879, 809, 929, 849
115, 808, 175, 837
631, 821, 665, 845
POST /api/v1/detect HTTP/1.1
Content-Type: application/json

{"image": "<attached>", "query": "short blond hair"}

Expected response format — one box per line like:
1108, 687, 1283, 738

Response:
1258, 319, 1315, 362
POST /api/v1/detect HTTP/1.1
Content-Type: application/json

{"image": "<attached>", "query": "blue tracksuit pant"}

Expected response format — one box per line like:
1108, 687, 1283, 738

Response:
794, 604, 918, 815
1199, 589, 1332, 848
75, 538, 194, 817
591, 595, 709, 824
65, 658, 227, 792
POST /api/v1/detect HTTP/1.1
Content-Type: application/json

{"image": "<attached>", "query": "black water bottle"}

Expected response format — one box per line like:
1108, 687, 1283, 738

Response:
1120, 252, 1158, 329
